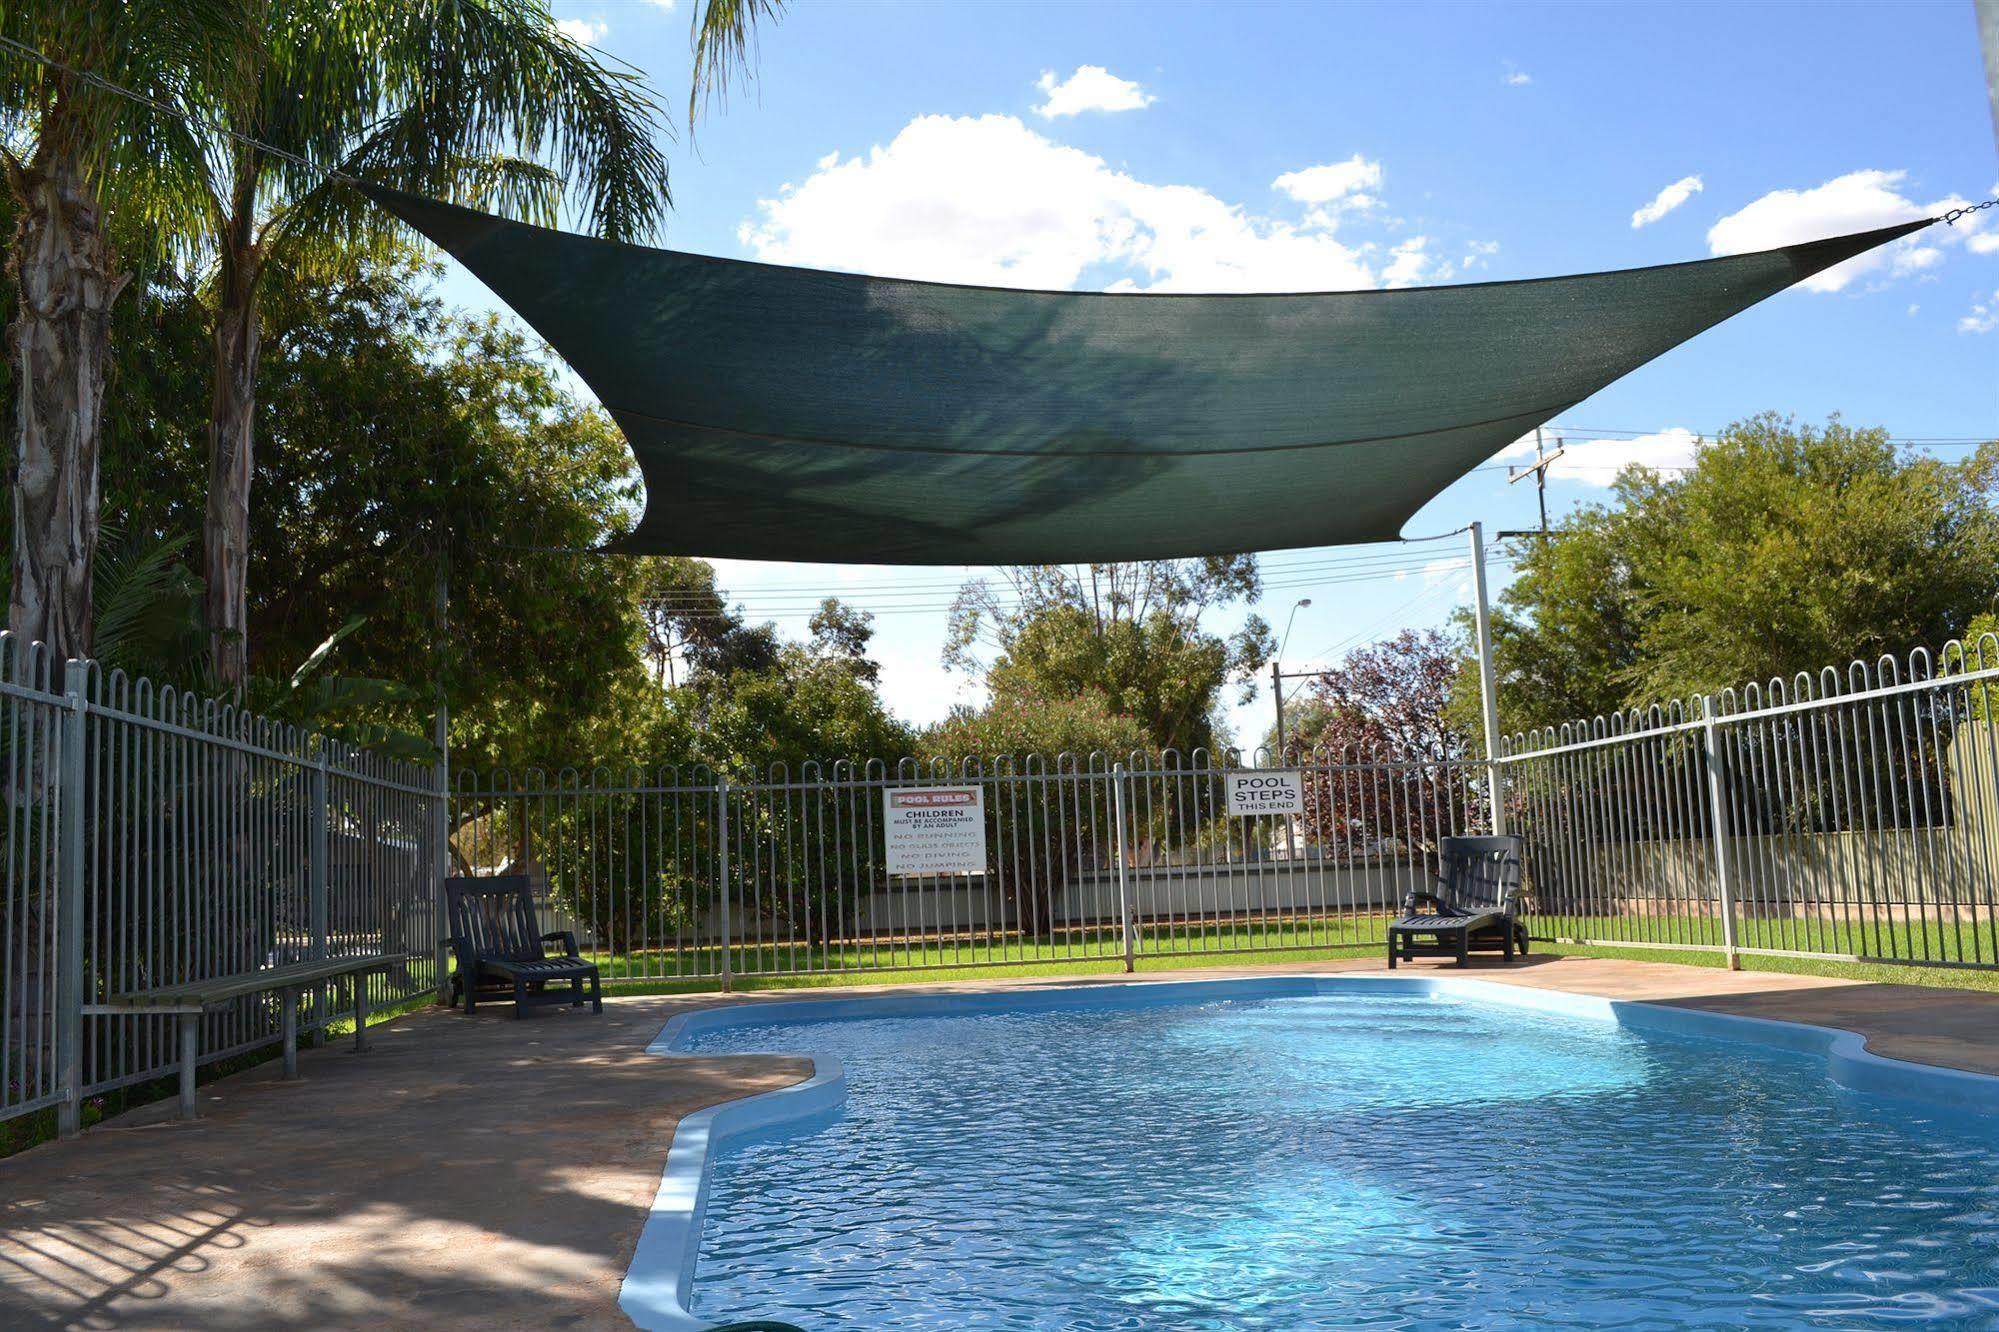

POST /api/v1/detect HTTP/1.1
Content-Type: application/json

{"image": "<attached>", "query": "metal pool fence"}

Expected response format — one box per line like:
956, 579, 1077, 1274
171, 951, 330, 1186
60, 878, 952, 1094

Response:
448, 752, 1492, 985
0, 637, 441, 1133
1501, 637, 1999, 971
8, 632, 1999, 1134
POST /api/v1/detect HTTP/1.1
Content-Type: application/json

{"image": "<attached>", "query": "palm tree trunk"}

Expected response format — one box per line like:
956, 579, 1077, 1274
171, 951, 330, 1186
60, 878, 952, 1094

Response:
4, 149, 126, 660
204, 231, 261, 689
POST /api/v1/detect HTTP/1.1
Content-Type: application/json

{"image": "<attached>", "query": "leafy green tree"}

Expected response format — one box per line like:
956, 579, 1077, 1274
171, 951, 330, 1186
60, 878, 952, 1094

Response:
242, 256, 662, 774
1, 1, 247, 659
1459, 414, 1999, 744
690, 644, 911, 778
637, 556, 761, 687
946, 559, 1273, 754
184, 0, 688, 689
808, 597, 880, 687
924, 687, 1151, 765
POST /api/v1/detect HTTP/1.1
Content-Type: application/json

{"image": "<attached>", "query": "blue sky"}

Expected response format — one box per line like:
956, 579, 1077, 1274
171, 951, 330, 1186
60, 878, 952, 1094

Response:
455, 0, 1998, 744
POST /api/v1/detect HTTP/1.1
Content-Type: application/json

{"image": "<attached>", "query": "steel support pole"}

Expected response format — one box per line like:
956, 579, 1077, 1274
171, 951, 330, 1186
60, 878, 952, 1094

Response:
1468, 523, 1506, 835
431, 556, 452, 1006
1701, 699, 1742, 970
1112, 764, 1135, 972
432, 700, 451, 1005
309, 750, 329, 1029
55, 664, 86, 1138
717, 776, 733, 993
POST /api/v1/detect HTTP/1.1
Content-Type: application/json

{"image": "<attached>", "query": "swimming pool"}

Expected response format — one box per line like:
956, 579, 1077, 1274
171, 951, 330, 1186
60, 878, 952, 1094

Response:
623, 978, 1999, 1330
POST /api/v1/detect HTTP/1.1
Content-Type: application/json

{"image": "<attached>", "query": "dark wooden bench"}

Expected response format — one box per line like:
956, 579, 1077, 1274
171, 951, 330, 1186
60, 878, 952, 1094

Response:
1387, 835, 1528, 967
445, 875, 604, 1019
83, 954, 399, 1120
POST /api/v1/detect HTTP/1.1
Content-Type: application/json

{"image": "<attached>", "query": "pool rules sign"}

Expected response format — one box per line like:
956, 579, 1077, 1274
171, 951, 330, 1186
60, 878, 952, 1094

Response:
1225, 770, 1305, 816
884, 786, 988, 876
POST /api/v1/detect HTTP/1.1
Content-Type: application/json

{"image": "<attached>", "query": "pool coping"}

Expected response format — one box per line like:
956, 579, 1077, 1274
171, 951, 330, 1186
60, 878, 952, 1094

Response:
616, 972, 1999, 1331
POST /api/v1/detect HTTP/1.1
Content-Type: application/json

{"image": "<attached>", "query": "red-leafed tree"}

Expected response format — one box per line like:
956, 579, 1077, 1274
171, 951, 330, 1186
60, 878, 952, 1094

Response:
1284, 629, 1479, 853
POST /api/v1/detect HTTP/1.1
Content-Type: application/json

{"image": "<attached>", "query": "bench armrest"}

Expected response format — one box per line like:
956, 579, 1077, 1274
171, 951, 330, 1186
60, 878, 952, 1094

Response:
445, 935, 475, 975
1402, 888, 1448, 915
542, 930, 580, 958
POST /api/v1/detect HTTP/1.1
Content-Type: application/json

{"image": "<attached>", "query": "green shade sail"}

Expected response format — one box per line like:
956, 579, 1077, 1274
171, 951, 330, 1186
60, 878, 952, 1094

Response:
360, 183, 1925, 564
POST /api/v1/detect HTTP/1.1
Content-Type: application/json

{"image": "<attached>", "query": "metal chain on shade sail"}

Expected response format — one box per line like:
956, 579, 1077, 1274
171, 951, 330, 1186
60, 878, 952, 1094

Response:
357, 182, 1929, 566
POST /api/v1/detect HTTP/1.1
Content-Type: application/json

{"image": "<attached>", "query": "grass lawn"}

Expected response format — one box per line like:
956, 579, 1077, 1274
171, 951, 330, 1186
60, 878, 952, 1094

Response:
577, 913, 1999, 996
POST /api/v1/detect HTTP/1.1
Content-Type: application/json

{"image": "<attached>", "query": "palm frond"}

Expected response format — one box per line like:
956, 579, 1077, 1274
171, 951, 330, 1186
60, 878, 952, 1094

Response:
689, 0, 786, 130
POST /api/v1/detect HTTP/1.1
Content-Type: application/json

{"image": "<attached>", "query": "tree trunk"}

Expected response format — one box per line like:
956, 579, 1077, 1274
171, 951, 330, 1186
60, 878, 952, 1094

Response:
204, 212, 262, 689
5, 150, 126, 661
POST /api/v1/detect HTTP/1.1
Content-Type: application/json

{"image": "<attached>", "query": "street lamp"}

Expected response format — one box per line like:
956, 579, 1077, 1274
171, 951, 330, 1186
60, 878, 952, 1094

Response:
1279, 597, 1312, 660
1272, 598, 1313, 758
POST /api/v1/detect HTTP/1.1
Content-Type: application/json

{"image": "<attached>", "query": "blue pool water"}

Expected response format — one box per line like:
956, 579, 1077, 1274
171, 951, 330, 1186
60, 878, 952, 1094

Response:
677, 991, 1999, 1329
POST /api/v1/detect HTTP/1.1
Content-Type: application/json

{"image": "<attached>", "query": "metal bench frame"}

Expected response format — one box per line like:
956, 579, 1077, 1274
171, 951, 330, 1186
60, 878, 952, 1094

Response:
83, 954, 399, 1121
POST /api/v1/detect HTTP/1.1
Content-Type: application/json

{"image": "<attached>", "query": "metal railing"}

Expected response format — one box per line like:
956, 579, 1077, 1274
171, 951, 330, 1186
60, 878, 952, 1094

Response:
449, 751, 1491, 986
13, 625, 1999, 1133
0, 637, 441, 1132
1500, 636, 1999, 970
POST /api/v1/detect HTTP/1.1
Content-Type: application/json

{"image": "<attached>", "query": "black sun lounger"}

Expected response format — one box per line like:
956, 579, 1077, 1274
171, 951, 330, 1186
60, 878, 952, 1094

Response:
445, 875, 605, 1018
1387, 835, 1527, 968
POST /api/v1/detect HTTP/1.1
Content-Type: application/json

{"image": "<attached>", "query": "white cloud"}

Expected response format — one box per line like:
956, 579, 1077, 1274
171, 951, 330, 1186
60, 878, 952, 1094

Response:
1962, 290, 1999, 335
1460, 239, 1500, 271
1707, 170, 1981, 292
643, 0, 675, 9
555, 16, 607, 44
1630, 174, 1703, 228
740, 114, 1445, 292
1502, 63, 1532, 86
1496, 428, 1705, 486
1033, 65, 1155, 118
1273, 155, 1382, 209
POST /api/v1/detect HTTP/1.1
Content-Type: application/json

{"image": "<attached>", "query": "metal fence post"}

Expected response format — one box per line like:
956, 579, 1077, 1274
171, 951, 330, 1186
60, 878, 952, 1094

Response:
309, 748, 330, 1028
1112, 764, 1135, 971
432, 702, 451, 1005
1701, 698, 1742, 971
717, 774, 733, 993
55, 663, 87, 1138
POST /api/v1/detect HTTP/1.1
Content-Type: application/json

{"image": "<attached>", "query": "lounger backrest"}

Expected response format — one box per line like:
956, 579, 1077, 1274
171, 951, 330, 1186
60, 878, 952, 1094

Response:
445, 875, 546, 964
1438, 836, 1522, 915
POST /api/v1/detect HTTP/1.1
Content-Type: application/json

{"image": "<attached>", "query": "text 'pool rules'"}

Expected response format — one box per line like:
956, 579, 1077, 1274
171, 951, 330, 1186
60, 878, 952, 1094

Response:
884, 786, 989, 877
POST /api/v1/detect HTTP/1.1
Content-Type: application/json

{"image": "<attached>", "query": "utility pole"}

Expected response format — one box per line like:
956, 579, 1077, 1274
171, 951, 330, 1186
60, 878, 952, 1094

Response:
1272, 660, 1288, 758
1506, 428, 1565, 535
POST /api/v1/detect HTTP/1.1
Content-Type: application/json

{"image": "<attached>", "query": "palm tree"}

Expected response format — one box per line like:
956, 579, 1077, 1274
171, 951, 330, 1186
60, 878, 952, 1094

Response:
190, 0, 686, 688
195, 0, 791, 689
0, 2, 248, 662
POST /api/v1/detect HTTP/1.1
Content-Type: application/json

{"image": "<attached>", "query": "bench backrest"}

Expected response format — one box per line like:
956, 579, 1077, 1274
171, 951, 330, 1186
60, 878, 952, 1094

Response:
1438, 835, 1522, 916
445, 875, 547, 964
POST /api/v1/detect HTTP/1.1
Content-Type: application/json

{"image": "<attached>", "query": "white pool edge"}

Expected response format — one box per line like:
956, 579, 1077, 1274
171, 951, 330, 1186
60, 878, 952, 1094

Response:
617, 973, 1999, 1331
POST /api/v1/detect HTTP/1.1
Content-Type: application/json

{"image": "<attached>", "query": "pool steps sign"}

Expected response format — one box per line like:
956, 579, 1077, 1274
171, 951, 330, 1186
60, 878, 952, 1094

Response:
1225, 769, 1304, 816
619, 975, 1999, 1332
883, 785, 987, 877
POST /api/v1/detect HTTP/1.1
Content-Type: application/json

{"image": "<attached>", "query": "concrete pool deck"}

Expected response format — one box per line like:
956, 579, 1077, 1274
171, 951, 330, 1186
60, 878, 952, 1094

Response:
4, 953, 1998, 1329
